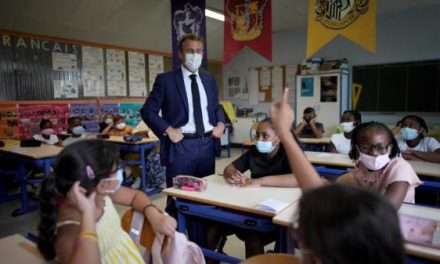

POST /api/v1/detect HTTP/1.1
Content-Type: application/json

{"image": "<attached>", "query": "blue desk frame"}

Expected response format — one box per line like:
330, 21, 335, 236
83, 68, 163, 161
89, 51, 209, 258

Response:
174, 198, 281, 263
110, 141, 160, 195
0, 151, 55, 216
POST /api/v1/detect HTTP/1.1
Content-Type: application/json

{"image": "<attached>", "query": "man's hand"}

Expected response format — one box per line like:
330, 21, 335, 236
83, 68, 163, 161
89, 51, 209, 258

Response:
212, 122, 225, 138
166, 127, 183, 143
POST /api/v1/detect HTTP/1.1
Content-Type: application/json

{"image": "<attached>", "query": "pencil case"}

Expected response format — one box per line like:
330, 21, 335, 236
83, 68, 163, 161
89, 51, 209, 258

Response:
173, 175, 208, 192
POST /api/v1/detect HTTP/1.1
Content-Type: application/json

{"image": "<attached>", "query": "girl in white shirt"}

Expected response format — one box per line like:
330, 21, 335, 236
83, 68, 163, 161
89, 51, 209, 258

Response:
329, 110, 362, 154
398, 115, 440, 163
33, 119, 60, 145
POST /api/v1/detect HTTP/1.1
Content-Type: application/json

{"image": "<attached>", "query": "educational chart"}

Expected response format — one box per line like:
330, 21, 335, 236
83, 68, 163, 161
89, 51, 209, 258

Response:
52, 52, 78, 71
18, 104, 69, 139
106, 49, 127, 96
82, 46, 105, 97
128, 51, 147, 97
271, 66, 284, 101
0, 104, 18, 139
119, 103, 143, 127
148, 55, 164, 90
53, 80, 79, 98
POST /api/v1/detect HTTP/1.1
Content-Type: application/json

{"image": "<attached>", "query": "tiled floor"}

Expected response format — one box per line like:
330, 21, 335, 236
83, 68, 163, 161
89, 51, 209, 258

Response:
0, 148, 272, 260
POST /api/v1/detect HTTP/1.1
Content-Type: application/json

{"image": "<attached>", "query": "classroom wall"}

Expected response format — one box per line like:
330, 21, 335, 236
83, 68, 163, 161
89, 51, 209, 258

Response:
224, 4, 440, 125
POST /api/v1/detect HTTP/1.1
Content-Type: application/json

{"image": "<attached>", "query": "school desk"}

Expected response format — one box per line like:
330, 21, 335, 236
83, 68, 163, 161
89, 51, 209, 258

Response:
299, 137, 331, 152
104, 135, 160, 194
273, 203, 440, 262
0, 234, 45, 263
164, 174, 302, 263
0, 140, 62, 216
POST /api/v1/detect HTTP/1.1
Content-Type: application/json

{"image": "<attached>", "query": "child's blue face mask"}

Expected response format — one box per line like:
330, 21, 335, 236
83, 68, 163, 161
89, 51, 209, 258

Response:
400, 127, 419, 141
256, 140, 274, 154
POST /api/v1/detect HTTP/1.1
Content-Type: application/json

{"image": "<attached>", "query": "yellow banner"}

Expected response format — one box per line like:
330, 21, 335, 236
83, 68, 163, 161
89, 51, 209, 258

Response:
307, 0, 376, 58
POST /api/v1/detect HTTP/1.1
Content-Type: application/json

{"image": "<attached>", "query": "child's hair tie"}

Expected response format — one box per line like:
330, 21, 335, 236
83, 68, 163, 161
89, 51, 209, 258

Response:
86, 165, 95, 180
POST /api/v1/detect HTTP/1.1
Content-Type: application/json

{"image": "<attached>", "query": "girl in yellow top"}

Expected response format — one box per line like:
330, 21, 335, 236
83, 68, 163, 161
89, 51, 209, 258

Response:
38, 139, 176, 264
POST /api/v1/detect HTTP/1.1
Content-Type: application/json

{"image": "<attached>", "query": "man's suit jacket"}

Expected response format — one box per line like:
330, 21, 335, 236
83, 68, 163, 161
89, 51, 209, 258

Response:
140, 68, 225, 165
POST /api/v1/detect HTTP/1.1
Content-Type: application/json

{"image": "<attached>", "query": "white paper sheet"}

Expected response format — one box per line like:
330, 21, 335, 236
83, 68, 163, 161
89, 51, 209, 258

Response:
82, 46, 105, 97
128, 51, 147, 97
106, 49, 127, 96
148, 54, 164, 91
52, 52, 78, 71
53, 80, 79, 98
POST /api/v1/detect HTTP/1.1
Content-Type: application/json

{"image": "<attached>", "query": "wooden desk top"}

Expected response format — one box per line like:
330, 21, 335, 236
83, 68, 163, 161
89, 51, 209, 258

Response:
0, 140, 62, 159
299, 137, 331, 144
305, 151, 440, 178
0, 234, 45, 263
273, 202, 440, 261
163, 175, 302, 217
104, 135, 159, 144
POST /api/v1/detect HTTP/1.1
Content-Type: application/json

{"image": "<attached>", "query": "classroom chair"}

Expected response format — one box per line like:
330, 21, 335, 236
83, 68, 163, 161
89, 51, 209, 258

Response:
121, 208, 156, 253
242, 253, 299, 264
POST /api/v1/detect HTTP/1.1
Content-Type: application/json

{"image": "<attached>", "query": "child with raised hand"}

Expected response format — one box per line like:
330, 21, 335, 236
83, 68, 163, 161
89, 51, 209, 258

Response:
38, 139, 176, 264
271, 89, 420, 209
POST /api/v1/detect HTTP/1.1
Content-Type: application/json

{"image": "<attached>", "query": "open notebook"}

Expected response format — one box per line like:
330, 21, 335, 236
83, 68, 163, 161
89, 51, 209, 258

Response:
256, 199, 289, 214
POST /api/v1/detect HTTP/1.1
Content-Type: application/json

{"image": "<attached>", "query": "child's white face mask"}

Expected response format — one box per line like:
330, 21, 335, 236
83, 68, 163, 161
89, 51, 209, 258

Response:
101, 169, 124, 194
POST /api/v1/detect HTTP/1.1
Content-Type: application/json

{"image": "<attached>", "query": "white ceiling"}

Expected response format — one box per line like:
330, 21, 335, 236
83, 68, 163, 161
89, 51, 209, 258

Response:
0, 0, 439, 60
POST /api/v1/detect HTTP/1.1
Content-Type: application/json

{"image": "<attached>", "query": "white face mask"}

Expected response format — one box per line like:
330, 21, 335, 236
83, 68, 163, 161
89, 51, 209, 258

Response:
101, 168, 124, 194
72, 126, 85, 136
340, 122, 355, 133
359, 151, 391, 171
184, 53, 202, 73
116, 122, 126, 130
105, 118, 113, 125
41, 128, 55, 136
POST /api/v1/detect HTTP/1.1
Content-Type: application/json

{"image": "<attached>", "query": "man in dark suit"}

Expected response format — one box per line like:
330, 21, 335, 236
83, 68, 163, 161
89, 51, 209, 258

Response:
141, 34, 225, 188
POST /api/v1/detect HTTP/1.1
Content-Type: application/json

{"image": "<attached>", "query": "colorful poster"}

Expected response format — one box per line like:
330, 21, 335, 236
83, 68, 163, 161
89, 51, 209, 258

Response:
18, 104, 69, 139
171, 0, 208, 69
0, 104, 18, 139
99, 104, 119, 116
119, 103, 143, 127
224, 0, 272, 63
70, 103, 98, 119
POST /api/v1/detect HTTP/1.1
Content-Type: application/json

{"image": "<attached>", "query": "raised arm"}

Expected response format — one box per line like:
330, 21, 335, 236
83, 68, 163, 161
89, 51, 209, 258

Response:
271, 89, 324, 190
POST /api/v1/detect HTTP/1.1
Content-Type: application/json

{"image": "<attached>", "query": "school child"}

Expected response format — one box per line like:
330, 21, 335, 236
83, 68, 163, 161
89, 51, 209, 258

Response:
329, 110, 362, 154
33, 119, 60, 145
62, 117, 87, 146
104, 116, 133, 136
398, 115, 440, 163
224, 118, 297, 188
37, 140, 176, 263
295, 184, 405, 264
270, 89, 421, 209
294, 107, 325, 138
99, 114, 115, 134
221, 118, 298, 257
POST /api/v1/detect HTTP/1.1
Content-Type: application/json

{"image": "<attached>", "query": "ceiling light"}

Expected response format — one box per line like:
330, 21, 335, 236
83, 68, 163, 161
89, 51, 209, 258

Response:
205, 8, 224, 22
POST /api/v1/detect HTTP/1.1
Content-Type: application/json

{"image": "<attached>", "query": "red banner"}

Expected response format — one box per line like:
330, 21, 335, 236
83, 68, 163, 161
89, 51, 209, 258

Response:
224, 0, 272, 64
18, 104, 69, 139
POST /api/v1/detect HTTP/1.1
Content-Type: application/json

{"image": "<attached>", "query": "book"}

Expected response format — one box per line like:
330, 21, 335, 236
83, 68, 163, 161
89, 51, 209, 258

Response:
256, 199, 289, 214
